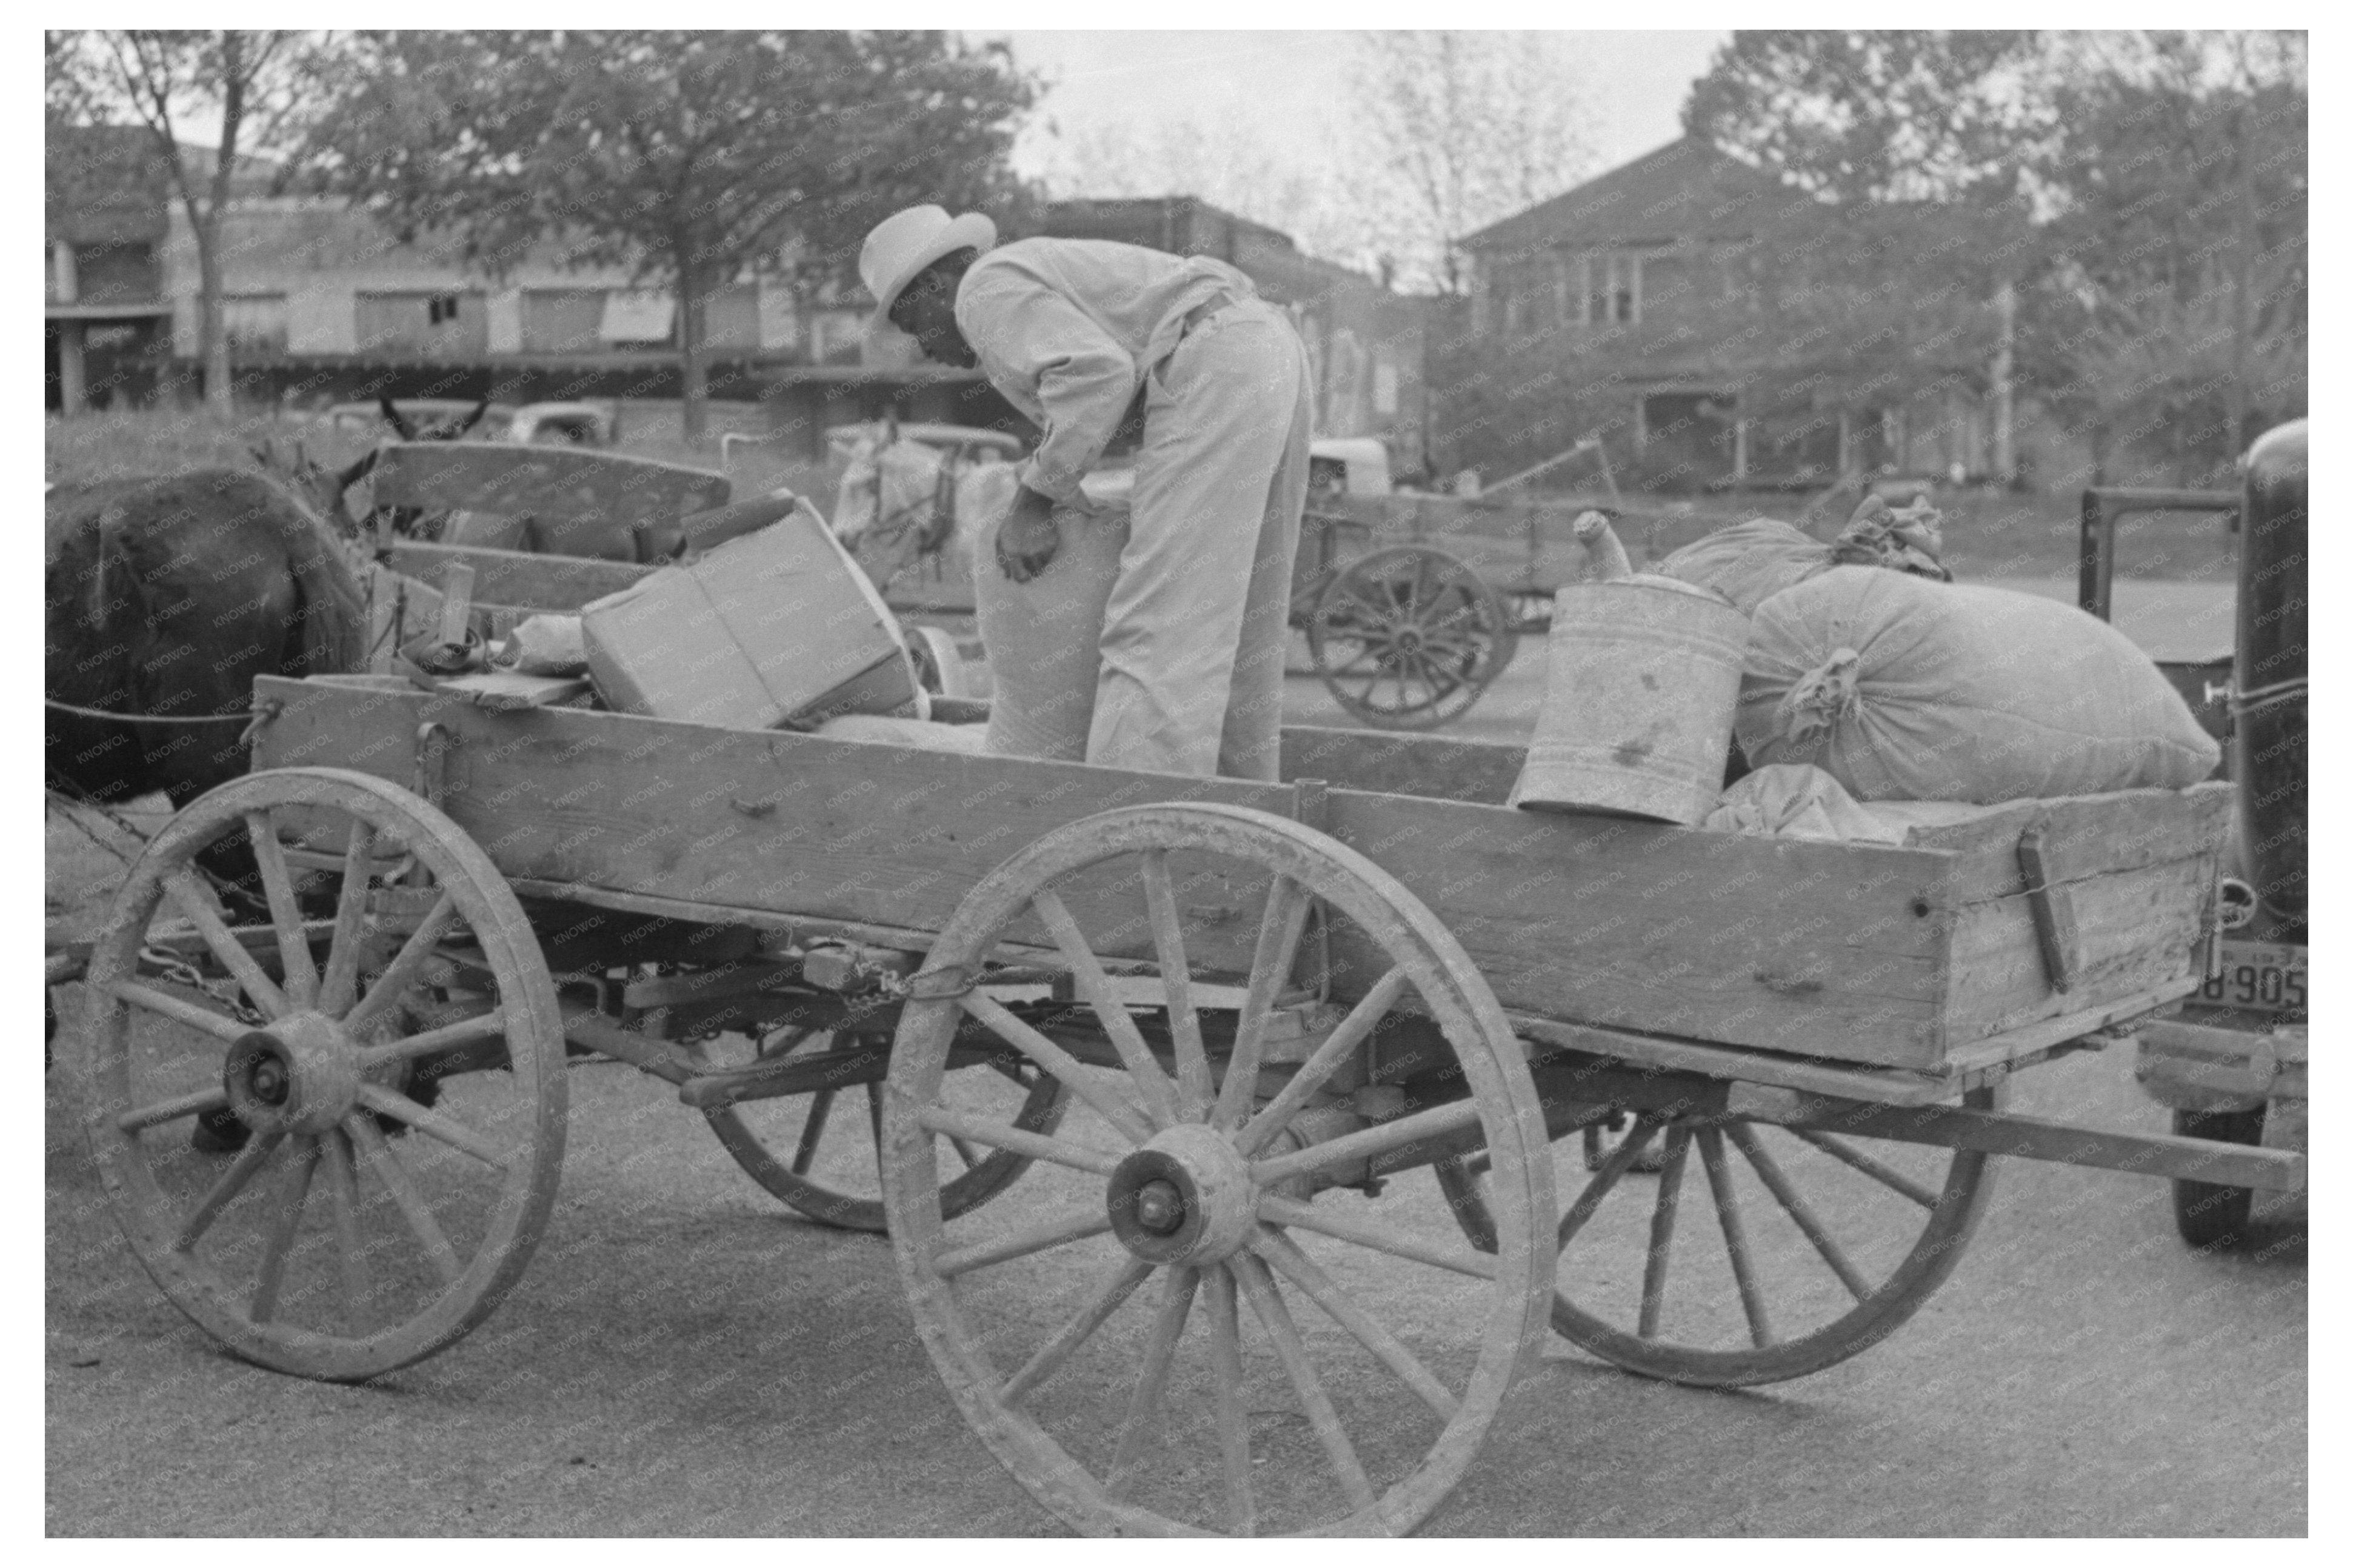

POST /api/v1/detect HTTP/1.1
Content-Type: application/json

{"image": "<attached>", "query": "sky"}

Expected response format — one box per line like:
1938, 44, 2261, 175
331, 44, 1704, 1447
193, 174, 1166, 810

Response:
983, 30, 1729, 187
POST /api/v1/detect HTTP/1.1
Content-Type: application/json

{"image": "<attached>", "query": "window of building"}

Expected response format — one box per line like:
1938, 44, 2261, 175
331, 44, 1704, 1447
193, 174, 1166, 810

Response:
1586, 253, 1638, 325
355, 290, 488, 357
222, 293, 288, 356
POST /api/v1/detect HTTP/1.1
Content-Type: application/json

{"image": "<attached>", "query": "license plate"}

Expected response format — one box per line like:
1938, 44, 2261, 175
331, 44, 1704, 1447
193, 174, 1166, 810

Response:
2198, 941, 2308, 1016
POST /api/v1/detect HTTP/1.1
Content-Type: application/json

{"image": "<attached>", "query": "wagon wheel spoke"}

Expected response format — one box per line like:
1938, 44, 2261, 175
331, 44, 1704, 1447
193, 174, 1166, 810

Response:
1695, 1126, 1774, 1349
1210, 875, 1313, 1132
1258, 1192, 1496, 1280
1230, 1249, 1380, 1518
105, 979, 249, 1044
1030, 888, 1180, 1127
1787, 1126, 1941, 1209
1254, 1225, 1460, 1421
162, 872, 289, 1020
344, 1113, 463, 1285
1249, 1096, 1483, 1189
249, 1136, 322, 1323
1724, 1121, 1872, 1301
792, 1089, 836, 1176
353, 1081, 510, 1170
321, 1127, 370, 1324
342, 892, 458, 1038
1000, 1254, 1156, 1406
1105, 1265, 1201, 1498
1558, 1113, 1665, 1246
958, 991, 1153, 1145
245, 810, 320, 1009
915, 1105, 1123, 1175
174, 1127, 287, 1252
1200, 1262, 1258, 1535
1637, 1124, 1695, 1339
114, 1083, 232, 1133
353, 1007, 507, 1071
1138, 851, 1213, 1120
316, 822, 378, 1016
1233, 966, 1410, 1157
866, 1080, 887, 1176
933, 1207, 1114, 1279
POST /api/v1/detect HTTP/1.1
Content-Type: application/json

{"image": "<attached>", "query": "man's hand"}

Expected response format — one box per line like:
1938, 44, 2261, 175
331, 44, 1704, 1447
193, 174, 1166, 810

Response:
993, 485, 1062, 582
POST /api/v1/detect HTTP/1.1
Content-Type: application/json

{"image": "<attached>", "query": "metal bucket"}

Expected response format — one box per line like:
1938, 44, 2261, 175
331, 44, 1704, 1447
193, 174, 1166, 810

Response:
1509, 574, 1748, 824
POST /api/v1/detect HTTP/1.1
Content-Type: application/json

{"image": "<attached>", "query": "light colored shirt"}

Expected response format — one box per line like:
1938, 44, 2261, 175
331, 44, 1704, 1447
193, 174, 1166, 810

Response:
955, 238, 1253, 506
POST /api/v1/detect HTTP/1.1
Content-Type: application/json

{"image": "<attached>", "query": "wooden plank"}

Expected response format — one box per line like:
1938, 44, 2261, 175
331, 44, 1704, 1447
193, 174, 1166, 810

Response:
433, 672, 595, 712
1941, 859, 2212, 1045
369, 443, 730, 524
1318, 787, 1955, 1065
384, 541, 653, 613
1900, 782, 2234, 901
1729, 1087, 2308, 1192
1512, 1015, 1967, 1107
1277, 726, 1524, 805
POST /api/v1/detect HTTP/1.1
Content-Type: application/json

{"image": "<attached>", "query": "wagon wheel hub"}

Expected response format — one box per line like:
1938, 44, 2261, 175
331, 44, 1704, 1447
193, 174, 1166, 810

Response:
222, 1013, 362, 1139
1106, 1124, 1255, 1264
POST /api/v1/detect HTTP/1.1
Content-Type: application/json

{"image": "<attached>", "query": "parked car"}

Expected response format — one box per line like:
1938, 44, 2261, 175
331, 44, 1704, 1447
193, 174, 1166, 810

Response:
315, 399, 615, 447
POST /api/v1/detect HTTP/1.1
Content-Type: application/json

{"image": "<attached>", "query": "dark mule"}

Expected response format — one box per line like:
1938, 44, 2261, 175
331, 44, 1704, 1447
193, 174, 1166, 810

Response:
47, 467, 372, 1142
46, 467, 367, 816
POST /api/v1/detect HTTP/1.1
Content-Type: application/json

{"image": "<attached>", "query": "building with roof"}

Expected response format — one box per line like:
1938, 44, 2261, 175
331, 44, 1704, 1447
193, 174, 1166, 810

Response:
1435, 136, 2003, 492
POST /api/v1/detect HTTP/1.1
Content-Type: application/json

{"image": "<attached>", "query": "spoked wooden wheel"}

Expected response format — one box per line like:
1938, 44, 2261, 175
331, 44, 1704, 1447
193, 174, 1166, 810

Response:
1307, 546, 1514, 731
883, 804, 1554, 1536
701, 1027, 1066, 1232
75, 767, 566, 1381
1439, 1086, 2001, 1387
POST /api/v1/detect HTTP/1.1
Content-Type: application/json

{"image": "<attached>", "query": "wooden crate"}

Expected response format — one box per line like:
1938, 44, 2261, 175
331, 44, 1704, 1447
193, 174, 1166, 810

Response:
250, 681, 2229, 1072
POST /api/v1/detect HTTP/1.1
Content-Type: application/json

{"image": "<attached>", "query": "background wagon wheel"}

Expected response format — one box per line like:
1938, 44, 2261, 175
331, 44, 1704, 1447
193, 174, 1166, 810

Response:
1306, 545, 1514, 731
699, 1027, 1067, 1232
883, 803, 1554, 1537
75, 767, 566, 1382
1438, 1084, 2001, 1388
906, 624, 973, 700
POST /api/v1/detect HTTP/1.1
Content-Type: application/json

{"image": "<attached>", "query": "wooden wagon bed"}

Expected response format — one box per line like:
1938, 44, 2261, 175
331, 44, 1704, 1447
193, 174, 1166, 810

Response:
252, 675, 2229, 1079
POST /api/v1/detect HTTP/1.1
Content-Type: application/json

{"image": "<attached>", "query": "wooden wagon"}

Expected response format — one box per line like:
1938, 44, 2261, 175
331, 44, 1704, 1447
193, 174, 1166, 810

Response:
349, 442, 967, 696
67, 682, 2305, 1536
1289, 489, 1760, 731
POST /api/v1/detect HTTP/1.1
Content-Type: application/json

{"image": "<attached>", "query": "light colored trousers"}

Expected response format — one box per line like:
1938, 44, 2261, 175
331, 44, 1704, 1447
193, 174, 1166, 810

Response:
1088, 298, 1315, 779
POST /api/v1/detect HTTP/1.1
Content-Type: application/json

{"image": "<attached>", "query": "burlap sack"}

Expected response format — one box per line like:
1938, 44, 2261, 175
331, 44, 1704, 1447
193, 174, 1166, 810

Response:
973, 501, 1132, 761
1738, 567, 2220, 802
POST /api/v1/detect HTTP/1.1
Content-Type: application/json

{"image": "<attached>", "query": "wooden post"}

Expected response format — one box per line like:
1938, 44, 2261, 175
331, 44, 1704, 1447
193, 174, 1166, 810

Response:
1732, 418, 1749, 482
1836, 409, 1852, 477
58, 322, 87, 415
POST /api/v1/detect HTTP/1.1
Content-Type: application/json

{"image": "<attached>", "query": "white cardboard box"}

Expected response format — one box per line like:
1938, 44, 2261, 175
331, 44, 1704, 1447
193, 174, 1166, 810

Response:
581, 502, 920, 729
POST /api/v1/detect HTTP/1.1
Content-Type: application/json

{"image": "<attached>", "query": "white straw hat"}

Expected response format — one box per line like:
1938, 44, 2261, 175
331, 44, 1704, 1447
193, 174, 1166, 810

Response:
860, 205, 998, 333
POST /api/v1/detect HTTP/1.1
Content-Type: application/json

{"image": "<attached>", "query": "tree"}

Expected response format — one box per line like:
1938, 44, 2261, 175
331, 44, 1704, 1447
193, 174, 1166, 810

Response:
1353, 32, 1597, 295
1683, 29, 2307, 484
48, 30, 333, 414
1684, 32, 2047, 205
299, 31, 1036, 442
1036, 116, 1385, 276
2029, 31, 2306, 478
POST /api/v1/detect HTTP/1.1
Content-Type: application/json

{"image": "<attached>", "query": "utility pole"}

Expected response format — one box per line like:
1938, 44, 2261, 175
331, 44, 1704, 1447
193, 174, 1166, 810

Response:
1992, 280, 2017, 485
2228, 89, 2258, 469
